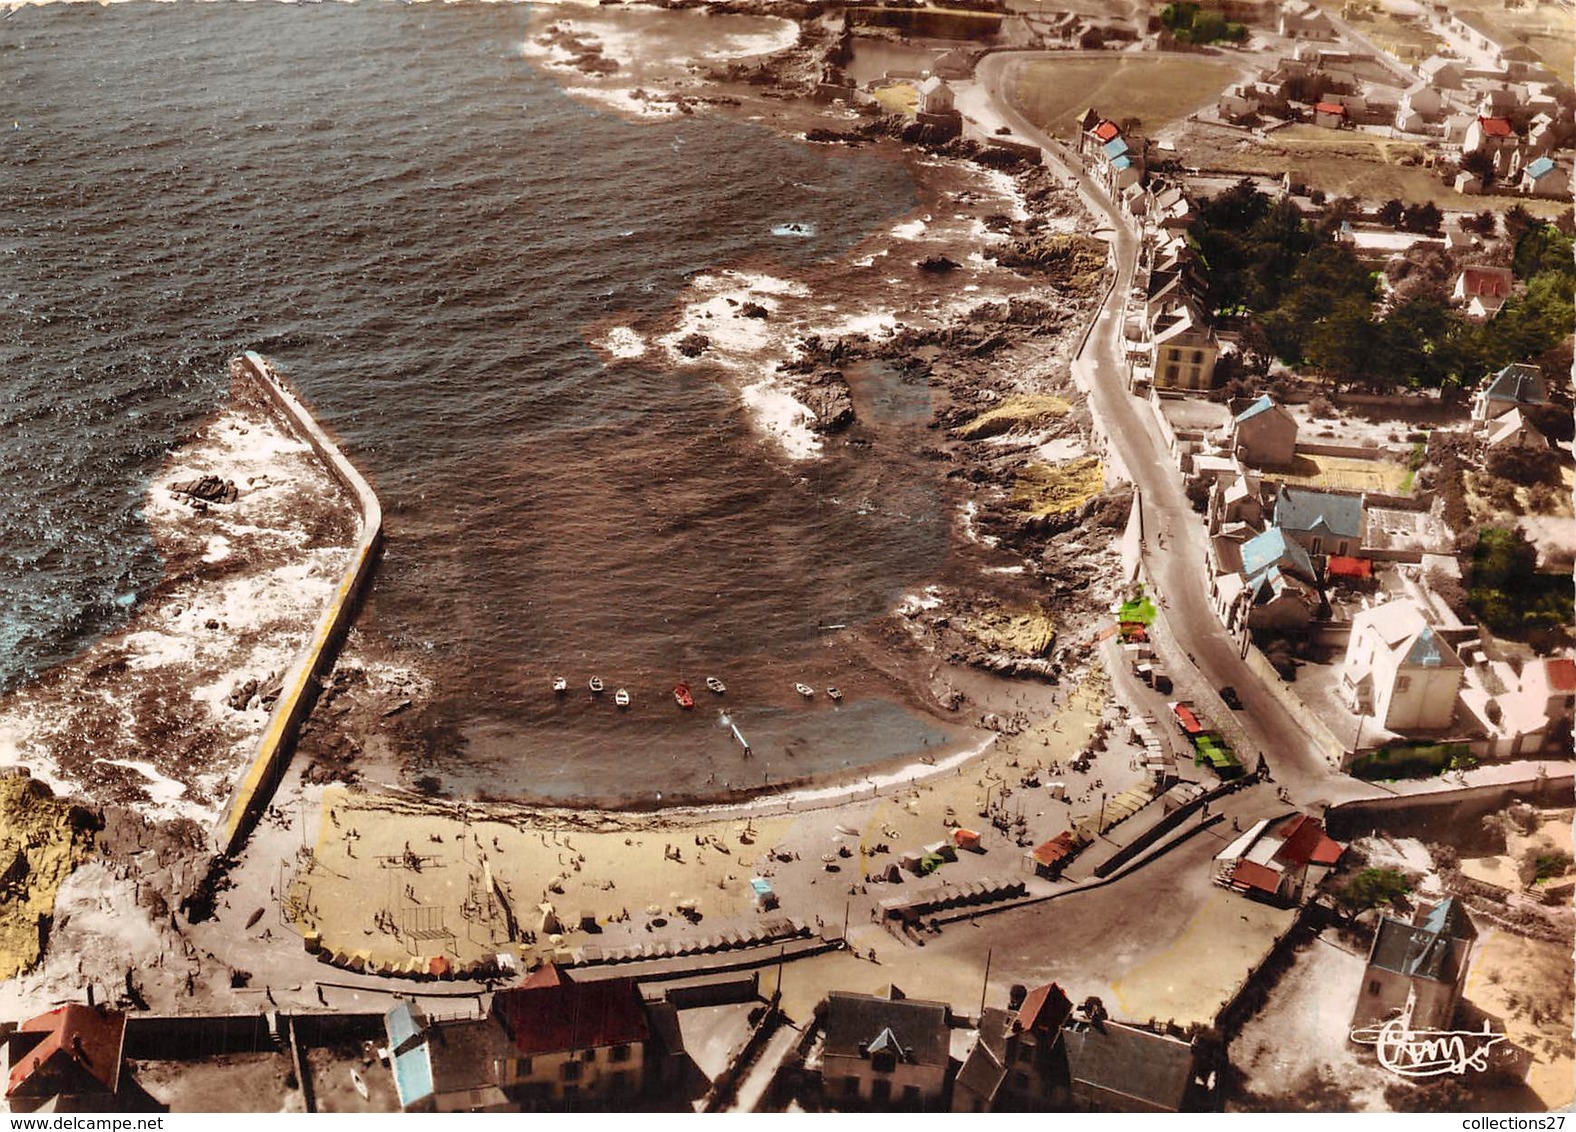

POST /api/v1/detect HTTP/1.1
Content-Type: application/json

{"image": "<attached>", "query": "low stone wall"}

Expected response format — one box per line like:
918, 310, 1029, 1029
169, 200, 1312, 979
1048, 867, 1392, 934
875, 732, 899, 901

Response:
1325, 770, 1575, 843
213, 353, 384, 858
1294, 440, 1409, 460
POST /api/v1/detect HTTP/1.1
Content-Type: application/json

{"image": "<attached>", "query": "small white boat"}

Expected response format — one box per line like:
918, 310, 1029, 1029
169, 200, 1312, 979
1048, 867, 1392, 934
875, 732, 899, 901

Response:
589, 676, 605, 694
706, 677, 726, 694
826, 686, 843, 701
794, 683, 814, 698
552, 676, 568, 694
615, 688, 630, 708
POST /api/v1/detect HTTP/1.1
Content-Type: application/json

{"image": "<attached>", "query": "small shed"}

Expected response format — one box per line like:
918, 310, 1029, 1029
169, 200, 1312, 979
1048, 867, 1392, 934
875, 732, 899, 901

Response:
953, 828, 983, 852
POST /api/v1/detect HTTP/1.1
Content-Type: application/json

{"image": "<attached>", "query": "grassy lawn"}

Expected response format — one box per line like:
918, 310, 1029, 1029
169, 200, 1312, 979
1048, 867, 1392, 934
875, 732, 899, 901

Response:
1010, 54, 1239, 139
871, 81, 917, 115
1200, 124, 1571, 217
1274, 452, 1411, 495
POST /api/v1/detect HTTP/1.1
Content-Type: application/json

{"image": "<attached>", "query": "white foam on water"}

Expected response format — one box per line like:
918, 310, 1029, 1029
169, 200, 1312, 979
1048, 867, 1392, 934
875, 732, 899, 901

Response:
593, 326, 647, 359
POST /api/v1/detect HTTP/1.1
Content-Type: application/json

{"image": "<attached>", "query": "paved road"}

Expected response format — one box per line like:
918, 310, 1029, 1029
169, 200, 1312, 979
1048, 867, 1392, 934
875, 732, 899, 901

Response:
969, 54, 1379, 808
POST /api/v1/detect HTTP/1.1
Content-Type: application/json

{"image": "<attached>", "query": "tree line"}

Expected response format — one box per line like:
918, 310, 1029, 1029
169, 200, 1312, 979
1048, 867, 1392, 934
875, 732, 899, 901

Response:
1188, 181, 1575, 393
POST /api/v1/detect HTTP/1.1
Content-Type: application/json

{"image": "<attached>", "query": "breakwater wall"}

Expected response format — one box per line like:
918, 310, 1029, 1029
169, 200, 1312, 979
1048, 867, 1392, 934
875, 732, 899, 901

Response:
213, 352, 383, 858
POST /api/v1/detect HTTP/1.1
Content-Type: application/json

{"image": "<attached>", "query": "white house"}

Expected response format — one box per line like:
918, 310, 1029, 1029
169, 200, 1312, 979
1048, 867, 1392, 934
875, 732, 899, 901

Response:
916, 75, 955, 116
1279, 0, 1336, 39
1342, 598, 1464, 732
1484, 407, 1549, 451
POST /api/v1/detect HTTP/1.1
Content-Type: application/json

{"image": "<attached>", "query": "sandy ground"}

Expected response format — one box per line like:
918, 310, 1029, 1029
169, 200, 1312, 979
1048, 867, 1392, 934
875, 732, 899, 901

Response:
1228, 934, 1394, 1111
288, 671, 1144, 972
1462, 929, 1576, 1110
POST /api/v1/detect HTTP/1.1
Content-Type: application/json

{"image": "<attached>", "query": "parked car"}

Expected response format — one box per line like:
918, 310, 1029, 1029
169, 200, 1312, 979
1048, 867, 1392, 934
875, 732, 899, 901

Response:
1219, 685, 1243, 710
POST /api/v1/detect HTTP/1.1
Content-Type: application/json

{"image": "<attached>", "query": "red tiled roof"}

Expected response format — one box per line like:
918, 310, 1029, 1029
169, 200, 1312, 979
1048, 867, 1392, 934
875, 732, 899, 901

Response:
1314, 102, 1347, 115
1478, 116, 1513, 137
492, 969, 649, 1057
1274, 814, 1345, 868
1546, 658, 1576, 693
1031, 831, 1080, 866
1013, 983, 1073, 1036
519, 961, 569, 989
1092, 120, 1121, 141
7, 1005, 126, 1099
1460, 266, 1512, 297
1326, 555, 1372, 578
1172, 703, 1203, 735
1231, 859, 1284, 896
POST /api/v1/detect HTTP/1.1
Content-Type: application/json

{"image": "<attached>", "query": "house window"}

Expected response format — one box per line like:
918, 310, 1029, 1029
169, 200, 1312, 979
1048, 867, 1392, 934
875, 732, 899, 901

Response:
582, 1048, 597, 1063
872, 1078, 892, 1104
1017, 1043, 1033, 1064
1192, 350, 1204, 364
610, 1044, 631, 1064
562, 1061, 583, 1082
871, 1050, 897, 1074
513, 1056, 533, 1078
842, 1076, 860, 1097
1310, 537, 1323, 555
1165, 364, 1179, 382
1397, 675, 1412, 692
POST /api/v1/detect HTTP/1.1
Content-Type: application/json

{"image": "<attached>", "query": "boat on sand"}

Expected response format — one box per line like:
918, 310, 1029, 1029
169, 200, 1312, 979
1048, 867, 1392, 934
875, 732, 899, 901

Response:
589, 676, 605, 694
826, 686, 843, 701
794, 683, 814, 698
705, 676, 726, 694
615, 688, 630, 708
552, 676, 568, 694
674, 682, 695, 709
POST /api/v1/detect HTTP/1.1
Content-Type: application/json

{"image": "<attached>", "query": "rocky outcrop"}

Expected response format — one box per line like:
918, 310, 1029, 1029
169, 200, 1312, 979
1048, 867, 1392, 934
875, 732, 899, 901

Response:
802, 369, 855, 433
170, 475, 239, 505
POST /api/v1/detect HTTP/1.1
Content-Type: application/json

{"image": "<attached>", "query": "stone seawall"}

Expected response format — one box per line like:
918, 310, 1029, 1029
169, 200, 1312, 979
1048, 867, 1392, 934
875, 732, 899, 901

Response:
213, 352, 383, 857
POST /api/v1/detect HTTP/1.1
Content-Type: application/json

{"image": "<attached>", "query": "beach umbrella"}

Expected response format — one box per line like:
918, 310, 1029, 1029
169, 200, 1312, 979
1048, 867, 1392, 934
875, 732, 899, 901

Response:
428, 956, 452, 977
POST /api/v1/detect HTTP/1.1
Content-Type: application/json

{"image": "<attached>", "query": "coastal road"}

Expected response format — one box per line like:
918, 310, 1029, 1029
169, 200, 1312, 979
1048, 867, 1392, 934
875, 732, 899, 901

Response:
969, 53, 1375, 807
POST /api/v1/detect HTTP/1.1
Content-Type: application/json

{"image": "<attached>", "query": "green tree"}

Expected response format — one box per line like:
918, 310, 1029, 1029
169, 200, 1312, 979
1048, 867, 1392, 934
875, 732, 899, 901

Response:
1337, 867, 1411, 918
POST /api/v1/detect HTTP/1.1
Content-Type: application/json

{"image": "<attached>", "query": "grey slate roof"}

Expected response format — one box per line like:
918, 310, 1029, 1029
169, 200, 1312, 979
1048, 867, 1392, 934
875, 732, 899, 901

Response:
824, 991, 951, 1068
1482, 364, 1549, 406
1062, 1021, 1194, 1112
1275, 486, 1363, 542
954, 1008, 1012, 1104
1370, 899, 1476, 982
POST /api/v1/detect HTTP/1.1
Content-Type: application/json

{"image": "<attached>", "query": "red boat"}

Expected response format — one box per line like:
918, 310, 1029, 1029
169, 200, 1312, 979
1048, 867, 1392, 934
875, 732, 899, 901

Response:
673, 682, 695, 710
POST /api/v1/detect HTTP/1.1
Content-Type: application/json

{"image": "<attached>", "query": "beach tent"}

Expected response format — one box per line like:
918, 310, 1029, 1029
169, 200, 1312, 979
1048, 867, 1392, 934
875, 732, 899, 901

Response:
879, 862, 903, 883
750, 877, 778, 911
899, 849, 926, 874
918, 852, 945, 875
952, 828, 982, 852
537, 903, 561, 935
923, 839, 958, 862
427, 955, 452, 978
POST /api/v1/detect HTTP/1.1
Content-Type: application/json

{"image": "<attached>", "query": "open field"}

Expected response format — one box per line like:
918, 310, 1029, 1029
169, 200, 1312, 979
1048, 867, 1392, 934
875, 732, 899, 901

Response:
1463, 929, 1576, 1110
1011, 54, 1240, 139
1274, 453, 1412, 495
1179, 121, 1572, 216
